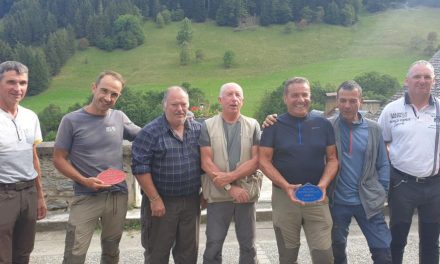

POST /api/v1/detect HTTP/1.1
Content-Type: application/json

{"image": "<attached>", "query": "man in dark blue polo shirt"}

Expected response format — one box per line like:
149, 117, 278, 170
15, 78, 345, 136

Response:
259, 77, 338, 264
131, 86, 202, 264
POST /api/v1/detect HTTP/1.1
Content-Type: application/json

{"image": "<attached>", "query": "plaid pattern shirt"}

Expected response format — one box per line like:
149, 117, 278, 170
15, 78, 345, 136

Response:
131, 114, 201, 196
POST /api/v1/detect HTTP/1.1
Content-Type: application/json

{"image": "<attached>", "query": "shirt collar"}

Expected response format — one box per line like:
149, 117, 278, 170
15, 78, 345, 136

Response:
160, 114, 192, 133
404, 92, 435, 106
339, 112, 363, 126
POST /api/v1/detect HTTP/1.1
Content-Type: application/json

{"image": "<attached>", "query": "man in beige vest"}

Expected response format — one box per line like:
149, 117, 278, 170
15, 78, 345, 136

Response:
200, 82, 260, 264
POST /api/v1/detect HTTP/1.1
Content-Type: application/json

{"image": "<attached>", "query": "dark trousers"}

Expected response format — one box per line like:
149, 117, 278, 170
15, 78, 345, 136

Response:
331, 203, 391, 264
141, 193, 200, 264
389, 168, 440, 264
0, 185, 37, 264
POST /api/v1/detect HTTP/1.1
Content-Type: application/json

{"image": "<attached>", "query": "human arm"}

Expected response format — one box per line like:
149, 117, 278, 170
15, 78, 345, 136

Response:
200, 145, 251, 203
33, 145, 47, 220
53, 148, 111, 191
317, 145, 339, 202
259, 146, 304, 205
376, 133, 390, 192
135, 173, 166, 217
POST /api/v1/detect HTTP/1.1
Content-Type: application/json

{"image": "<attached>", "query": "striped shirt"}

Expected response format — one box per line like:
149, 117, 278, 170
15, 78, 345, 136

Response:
131, 114, 202, 196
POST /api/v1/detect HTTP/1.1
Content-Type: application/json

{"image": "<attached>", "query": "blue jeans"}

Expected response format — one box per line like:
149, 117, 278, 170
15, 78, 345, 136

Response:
331, 203, 391, 264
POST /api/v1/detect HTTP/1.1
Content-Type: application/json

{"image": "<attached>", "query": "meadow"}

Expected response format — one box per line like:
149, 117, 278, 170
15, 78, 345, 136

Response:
22, 7, 440, 116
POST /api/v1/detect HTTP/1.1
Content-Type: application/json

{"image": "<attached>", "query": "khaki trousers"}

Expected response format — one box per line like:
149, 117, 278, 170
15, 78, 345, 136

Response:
272, 186, 334, 264
63, 192, 128, 264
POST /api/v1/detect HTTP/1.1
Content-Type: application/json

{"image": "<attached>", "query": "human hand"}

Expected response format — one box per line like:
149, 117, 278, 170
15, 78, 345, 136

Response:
262, 114, 278, 128
84, 177, 112, 191
37, 196, 47, 220
150, 198, 166, 217
228, 185, 249, 203
284, 183, 305, 206
212, 172, 233, 188
200, 194, 207, 210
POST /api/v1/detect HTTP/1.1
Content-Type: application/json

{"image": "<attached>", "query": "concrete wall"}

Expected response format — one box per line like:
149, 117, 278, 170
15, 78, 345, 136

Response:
37, 141, 139, 211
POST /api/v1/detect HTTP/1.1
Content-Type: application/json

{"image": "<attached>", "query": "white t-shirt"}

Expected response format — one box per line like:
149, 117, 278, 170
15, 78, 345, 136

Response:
0, 105, 42, 183
378, 95, 440, 177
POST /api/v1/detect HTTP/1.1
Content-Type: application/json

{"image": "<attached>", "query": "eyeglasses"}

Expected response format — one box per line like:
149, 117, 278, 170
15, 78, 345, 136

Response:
11, 119, 22, 141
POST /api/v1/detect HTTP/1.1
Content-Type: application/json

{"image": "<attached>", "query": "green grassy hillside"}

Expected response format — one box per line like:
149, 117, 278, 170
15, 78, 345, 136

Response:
22, 7, 440, 116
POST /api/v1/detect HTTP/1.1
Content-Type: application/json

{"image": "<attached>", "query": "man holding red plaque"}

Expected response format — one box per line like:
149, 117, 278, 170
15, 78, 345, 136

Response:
53, 71, 140, 264
259, 77, 338, 264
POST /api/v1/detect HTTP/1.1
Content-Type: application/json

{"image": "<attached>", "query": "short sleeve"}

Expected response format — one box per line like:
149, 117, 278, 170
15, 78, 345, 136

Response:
378, 107, 392, 142
122, 112, 141, 141
54, 115, 74, 151
260, 124, 276, 148
325, 119, 336, 146
252, 120, 261, 145
198, 121, 211, 147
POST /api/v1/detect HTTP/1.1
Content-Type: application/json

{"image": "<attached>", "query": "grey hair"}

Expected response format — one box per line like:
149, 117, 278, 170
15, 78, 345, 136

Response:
219, 82, 243, 97
0, 61, 28, 80
162, 86, 189, 106
337, 80, 362, 98
406, 60, 435, 77
283, 77, 310, 95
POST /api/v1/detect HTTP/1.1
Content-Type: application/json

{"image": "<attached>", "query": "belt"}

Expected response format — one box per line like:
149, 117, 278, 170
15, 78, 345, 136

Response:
0, 179, 35, 191
393, 168, 440, 183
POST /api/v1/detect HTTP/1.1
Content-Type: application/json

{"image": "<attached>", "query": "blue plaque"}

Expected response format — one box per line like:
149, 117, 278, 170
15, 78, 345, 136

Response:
295, 183, 323, 203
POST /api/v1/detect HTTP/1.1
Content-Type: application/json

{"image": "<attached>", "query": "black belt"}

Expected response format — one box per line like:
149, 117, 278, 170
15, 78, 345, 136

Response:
0, 179, 35, 191
393, 168, 440, 183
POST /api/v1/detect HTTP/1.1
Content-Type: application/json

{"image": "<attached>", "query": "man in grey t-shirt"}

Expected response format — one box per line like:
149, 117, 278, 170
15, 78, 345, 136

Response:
199, 82, 260, 264
53, 71, 140, 264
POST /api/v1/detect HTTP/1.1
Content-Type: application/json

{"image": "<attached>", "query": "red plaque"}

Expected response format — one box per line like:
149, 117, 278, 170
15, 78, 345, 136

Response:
96, 169, 126, 185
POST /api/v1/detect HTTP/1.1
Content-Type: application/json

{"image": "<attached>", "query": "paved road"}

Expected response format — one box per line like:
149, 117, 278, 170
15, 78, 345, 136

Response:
32, 216, 420, 264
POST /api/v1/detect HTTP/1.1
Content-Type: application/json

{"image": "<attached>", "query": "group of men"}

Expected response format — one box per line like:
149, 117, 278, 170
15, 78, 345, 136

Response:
0, 58, 438, 264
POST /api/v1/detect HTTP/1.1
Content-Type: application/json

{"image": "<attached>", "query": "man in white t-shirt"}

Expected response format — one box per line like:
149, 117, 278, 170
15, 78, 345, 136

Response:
0, 61, 47, 263
378, 60, 439, 264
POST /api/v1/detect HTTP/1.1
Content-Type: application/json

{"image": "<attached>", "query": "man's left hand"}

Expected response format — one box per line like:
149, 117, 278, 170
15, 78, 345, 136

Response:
37, 196, 47, 220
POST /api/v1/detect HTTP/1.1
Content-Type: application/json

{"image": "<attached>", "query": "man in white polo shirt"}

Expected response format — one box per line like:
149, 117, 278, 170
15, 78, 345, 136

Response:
0, 61, 47, 263
378, 60, 439, 264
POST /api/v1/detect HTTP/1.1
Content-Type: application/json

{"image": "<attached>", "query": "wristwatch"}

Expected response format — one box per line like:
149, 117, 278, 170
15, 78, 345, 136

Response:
224, 184, 232, 191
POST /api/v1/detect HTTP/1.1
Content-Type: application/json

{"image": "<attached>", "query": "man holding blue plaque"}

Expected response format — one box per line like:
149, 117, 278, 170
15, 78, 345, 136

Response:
328, 81, 391, 264
259, 77, 338, 264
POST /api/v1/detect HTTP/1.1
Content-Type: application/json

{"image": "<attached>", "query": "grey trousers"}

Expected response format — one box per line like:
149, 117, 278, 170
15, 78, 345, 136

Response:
203, 201, 258, 264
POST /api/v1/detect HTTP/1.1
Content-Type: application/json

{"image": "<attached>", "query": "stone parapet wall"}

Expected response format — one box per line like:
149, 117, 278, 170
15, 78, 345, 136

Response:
37, 141, 138, 211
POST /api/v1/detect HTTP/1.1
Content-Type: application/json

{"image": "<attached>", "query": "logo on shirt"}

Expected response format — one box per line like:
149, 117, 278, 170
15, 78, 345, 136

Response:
106, 126, 116, 133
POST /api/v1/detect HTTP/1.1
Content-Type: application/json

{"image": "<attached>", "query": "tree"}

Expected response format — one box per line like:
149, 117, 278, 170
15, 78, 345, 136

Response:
195, 49, 205, 62
38, 104, 64, 140
161, 9, 172, 24
272, 0, 292, 24
0, 40, 14, 62
14, 44, 51, 96
171, 8, 185, 21
354, 72, 400, 101
114, 88, 163, 126
156, 12, 165, 28
223, 50, 235, 68
176, 17, 193, 45
180, 41, 191, 65
215, 0, 240, 27
114, 14, 145, 50
324, 1, 341, 25
340, 4, 356, 26
255, 81, 329, 123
